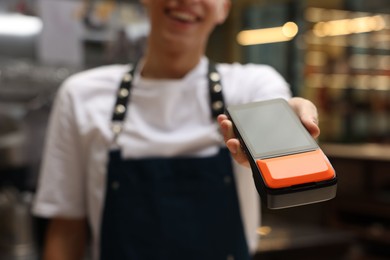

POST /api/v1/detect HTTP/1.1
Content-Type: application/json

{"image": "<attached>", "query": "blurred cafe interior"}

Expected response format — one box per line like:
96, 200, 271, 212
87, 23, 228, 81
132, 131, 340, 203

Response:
0, 0, 389, 259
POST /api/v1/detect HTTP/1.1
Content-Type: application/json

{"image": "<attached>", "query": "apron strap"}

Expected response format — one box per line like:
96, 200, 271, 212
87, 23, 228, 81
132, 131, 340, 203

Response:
208, 61, 225, 119
110, 60, 225, 138
110, 62, 138, 138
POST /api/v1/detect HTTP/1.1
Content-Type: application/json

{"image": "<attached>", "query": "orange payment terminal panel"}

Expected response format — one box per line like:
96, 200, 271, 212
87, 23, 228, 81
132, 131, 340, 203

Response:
257, 149, 334, 189
226, 99, 337, 209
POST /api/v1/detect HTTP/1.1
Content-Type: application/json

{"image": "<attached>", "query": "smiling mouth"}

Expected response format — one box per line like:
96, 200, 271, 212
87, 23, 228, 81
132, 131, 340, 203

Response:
166, 9, 201, 23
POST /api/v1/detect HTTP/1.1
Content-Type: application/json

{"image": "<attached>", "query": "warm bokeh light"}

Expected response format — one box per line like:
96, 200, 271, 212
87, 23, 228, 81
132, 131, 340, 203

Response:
305, 51, 328, 66
313, 15, 386, 37
237, 22, 299, 46
257, 226, 272, 236
282, 22, 299, 38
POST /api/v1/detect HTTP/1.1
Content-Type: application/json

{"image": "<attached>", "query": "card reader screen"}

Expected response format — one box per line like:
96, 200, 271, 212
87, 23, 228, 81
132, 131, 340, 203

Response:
230, 99, 318, 158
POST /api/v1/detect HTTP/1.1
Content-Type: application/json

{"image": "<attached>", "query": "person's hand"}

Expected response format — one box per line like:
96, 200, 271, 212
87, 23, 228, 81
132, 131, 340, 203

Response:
287, 97, 320, 139
217, 97, 320, 168
217, 114, 250, 167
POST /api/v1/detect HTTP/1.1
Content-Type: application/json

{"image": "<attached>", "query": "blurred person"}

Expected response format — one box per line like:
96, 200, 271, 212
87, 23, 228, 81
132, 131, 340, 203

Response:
32, 0, 320, 260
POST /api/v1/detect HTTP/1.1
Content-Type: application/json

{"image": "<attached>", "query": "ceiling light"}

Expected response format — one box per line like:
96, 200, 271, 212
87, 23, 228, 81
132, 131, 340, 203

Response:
0, 14, 42, 37
237, 22, 299, 46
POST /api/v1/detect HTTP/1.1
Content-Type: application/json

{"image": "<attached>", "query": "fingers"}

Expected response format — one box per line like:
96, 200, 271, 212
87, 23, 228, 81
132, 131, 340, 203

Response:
301, 114, 320, 139
217, 114, 250, 167
217, 114, 234, 144
226, 139, 250, 167
288, 97, 321, 139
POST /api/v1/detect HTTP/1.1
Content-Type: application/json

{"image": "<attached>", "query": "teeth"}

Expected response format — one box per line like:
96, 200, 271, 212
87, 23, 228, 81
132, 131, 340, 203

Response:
170, 11, 197, 22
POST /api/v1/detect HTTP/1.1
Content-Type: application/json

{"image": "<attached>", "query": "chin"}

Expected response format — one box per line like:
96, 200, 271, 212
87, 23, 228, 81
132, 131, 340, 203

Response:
164, 36, 201, 52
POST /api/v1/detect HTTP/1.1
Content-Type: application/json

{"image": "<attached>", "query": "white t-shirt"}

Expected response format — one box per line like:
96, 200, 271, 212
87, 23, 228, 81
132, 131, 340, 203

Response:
33, 57, 291, 259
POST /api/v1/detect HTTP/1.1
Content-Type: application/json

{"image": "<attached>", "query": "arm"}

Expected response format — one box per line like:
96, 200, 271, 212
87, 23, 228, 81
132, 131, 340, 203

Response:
43, 217, 88, 260
34, 80, 89, 260
217, 97, 320, 167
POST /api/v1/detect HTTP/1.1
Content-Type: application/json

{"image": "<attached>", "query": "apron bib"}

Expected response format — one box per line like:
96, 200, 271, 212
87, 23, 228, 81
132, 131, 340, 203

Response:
100, 61, 250, 260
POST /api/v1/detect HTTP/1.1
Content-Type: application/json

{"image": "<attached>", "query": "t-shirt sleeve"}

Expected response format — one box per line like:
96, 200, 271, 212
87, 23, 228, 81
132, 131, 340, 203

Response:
32, 80, 86, 218
250, 65, 292, 101
220, 63, 292, 105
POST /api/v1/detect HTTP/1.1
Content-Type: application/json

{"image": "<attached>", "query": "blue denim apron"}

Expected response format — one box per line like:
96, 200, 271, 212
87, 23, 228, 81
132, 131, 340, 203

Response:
100, 62, 250, 260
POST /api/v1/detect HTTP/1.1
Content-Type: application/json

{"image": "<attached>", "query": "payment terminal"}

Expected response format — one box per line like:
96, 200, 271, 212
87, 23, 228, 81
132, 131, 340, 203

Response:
226, 98, 337, 209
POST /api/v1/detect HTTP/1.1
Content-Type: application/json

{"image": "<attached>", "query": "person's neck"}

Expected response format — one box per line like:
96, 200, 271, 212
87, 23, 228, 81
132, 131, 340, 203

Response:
141, 47, 204, 79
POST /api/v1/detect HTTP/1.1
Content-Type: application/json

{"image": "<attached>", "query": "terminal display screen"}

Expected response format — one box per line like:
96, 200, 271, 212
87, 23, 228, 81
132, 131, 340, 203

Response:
227, 99, 318, 159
